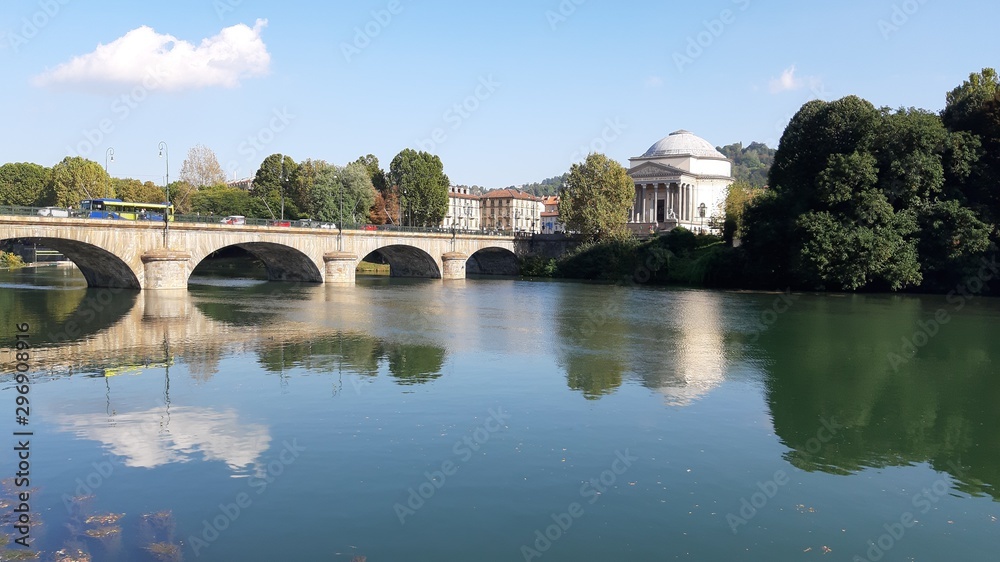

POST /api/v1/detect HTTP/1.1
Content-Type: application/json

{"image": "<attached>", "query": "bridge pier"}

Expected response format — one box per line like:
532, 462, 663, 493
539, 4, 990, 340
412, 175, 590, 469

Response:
141, 250, 192, 290
324, 252, 358, 285
441, 252, 468, 280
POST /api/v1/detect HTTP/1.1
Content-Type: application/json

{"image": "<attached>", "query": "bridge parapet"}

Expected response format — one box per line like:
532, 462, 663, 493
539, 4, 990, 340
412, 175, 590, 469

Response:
1, 215, 519, 290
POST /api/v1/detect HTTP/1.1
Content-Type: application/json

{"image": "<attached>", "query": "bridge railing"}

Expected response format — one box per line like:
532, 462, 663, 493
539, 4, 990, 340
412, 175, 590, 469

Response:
0, 206, 520, 237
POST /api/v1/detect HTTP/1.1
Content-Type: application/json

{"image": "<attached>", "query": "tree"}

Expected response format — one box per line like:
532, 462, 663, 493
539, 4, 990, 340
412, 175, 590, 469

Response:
179, 144, 227, 188
191, 184, 268, 218
43, 156, 109, 207
309, 162, 376, 225
353, 154, 389, 193
112, 178, 166, 204
389, 149, 449, 226
942, 69, 1000, 225
559, 153, 634, 242
167, 181, 198, 214
0, 162, 50, 206
369, 188, 400, 225
942, 68, 1000, 131
717, 142, 776, 187
723, 180, 763, 238
251, 154, 299, 219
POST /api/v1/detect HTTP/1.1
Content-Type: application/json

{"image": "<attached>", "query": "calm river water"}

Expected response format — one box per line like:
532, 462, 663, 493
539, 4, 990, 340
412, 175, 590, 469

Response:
0, 266, 997, 561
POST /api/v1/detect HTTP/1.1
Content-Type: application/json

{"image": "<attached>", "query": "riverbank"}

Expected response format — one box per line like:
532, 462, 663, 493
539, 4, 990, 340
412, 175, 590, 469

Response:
521, 228, 732, 287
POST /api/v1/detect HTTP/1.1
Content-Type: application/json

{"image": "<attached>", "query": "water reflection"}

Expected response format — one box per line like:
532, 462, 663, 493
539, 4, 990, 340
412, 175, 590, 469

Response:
554, 286, 729, 404
56, 407, 270, 470
758, 294, 1000, 499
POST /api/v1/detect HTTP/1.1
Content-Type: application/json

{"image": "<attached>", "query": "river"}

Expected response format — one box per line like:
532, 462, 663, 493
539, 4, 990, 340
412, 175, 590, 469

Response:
0, 266, 997, 561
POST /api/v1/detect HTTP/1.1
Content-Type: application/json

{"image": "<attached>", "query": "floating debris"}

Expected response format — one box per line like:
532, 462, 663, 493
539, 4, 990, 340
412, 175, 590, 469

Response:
85, 513, 124, 526
144, 541, 181, 562
53, 547, 91, 562
84, 526, 121, 539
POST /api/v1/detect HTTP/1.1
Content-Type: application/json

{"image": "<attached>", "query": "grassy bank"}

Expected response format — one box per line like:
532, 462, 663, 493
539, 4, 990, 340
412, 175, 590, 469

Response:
521, 228, 736, 287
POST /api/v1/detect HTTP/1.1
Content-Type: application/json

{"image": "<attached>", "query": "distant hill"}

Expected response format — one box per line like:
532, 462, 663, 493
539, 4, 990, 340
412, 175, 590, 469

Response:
500, 174, 568, 197
717, 142, 776, 187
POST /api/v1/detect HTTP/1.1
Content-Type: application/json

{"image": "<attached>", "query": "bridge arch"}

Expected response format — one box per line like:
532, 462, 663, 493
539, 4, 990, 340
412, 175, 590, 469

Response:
190, 242, 323, 283
468, 247, 520, 276
3, 237, 142, 289
364, 245, 441, 278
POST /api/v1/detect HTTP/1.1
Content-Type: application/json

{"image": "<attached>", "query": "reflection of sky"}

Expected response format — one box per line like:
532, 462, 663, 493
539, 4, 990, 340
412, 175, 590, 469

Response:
657, 292, 726, 407
56, 406, 270, 470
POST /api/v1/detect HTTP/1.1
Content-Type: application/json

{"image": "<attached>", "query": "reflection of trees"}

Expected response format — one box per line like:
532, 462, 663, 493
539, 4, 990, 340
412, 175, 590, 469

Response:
0, 281, 137, 347
761, 294, 1000, 499
555, 287, 629, 399
255, 332, 446, 386
386, 343, 446, 385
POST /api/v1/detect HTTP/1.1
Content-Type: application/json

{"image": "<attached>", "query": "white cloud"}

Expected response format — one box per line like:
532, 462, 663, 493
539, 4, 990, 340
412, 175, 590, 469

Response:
645, 75, 664, 88
33, 19, 270, 91
769, 65, 803, 93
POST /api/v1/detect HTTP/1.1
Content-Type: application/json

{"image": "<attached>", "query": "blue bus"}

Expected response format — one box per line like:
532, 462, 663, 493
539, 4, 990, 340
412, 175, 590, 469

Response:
79, 199, 174, 221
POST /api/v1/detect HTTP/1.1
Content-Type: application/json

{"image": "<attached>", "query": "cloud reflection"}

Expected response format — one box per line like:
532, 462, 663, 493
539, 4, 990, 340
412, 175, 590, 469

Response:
56, 406, 270, 470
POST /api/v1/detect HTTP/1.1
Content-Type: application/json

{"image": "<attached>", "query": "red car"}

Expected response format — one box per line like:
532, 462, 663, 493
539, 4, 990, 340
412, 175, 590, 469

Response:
270, 220, 291, 227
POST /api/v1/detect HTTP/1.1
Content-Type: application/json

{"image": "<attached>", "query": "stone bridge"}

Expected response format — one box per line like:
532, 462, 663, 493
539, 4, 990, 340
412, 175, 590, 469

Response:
0, 216, 523, 290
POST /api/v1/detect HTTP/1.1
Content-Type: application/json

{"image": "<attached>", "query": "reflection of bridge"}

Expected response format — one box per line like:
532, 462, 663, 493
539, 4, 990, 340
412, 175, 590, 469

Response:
0, 216, 521, 289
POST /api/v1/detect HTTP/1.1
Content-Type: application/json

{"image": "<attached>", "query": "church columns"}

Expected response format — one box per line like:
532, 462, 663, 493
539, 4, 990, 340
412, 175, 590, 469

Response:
652, 183, 657, 225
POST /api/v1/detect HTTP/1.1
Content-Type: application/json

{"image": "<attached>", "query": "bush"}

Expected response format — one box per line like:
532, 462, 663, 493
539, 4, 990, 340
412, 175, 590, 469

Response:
558, 238, 640, 281
663, 227, 697, 256
520, 255, 557, 278
0, 251, 25, 269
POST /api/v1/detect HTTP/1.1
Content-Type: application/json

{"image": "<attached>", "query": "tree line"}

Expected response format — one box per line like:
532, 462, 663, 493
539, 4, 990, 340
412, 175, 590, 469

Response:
729, 68, 1000, 294
0, 147, 452, 227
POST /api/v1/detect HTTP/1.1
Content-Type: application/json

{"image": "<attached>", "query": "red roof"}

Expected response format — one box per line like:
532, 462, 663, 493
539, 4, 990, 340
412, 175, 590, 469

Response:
482, 189, 541, 201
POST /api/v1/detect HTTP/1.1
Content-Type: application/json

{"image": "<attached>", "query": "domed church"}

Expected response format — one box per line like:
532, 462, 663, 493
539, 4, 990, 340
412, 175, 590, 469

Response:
627, 130, 733, 234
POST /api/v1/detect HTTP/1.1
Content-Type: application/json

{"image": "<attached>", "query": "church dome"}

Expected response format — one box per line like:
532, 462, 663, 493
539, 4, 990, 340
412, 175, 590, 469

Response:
642, 130, 726, 159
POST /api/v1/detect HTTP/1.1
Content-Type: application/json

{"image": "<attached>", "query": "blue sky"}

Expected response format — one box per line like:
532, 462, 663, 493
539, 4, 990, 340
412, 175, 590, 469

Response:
0, 0, 996, 188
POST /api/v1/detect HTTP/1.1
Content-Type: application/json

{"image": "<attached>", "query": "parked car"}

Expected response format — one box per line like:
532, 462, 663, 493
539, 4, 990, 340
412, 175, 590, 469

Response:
270, 220, 291, 227
37, 207, 70, 218
319, 223, 336, 229
220, 215, 246, 225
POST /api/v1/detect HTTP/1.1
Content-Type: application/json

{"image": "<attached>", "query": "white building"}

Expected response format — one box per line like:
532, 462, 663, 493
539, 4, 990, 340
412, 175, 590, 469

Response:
444, 186, 481, 231
627, 130, 733, 234
540, 196, 564, 234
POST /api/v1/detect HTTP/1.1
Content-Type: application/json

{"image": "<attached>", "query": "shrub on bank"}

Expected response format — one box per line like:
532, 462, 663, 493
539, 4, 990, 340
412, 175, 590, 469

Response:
557, 238, 640, 281
0, 251, 25, 269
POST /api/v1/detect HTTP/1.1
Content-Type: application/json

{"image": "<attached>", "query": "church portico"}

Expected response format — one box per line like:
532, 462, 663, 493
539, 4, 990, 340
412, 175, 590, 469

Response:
628, 130, 733, 235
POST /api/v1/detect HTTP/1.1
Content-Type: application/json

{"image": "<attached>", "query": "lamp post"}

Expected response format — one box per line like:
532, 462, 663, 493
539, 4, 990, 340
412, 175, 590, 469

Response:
158, 142, 169, 246
335, 174, 343, 251
104, 147, 114, 198
280, 158, 285, 221
698, 202, 706, 233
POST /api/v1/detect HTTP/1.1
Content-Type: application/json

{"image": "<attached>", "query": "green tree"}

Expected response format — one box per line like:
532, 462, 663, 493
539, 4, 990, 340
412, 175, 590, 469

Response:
289, 159, 326, 218
717, 142, 776, 187
942, 68, 1000, 131
389, 149, 449, 226
44, 156, 109, 206
723, 180, 763, 238
559, 153, 634, 242
0, 162, 50, 206
353, 154, 389, 193
179, 144, 227, 188
942, 69, 1000, 225
310, 162, 377, 225
112, 178, 166, 204
191, 185, 268, 218
251, 154, 299, 219
743, 97, 937, 291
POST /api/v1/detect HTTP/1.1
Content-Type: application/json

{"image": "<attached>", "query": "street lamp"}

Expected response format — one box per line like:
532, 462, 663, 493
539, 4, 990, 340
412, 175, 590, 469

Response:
698, 202, 707, 233
104, 147, 114, 198
158, 141, 169, 245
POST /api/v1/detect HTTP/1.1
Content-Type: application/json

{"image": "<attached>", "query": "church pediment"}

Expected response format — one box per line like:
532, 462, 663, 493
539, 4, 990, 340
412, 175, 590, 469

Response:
627, 162, 687, 179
